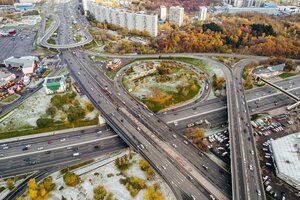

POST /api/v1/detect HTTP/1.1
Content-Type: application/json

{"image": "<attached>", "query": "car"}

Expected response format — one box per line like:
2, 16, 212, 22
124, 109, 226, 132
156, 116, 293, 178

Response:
172, 134, 177, 138
25, 144, 31, 148
162, 165, 166, 170
23, 157, 30, 162
47, 141, 53, 144
251, 150, 254, 155
172, 144, 177, 148
0, 144, 7, 147
209, 194, 216, 200
2, 146, 8, 149
29, 160, 37, 165
183, 140, 188, 145
0, 154, 5, 157
96, 130, 102, 134
188, 175, 193, 180
257, 189, 261, 196
22, 147, 29, 151
66, 146, 72, 150
191, 195, 196, 200
94, 145, 100, 150
45, 151, 51, 154
37, 147, 44, 150
202, 165, 208, 170
60, 138, 66, 142
249, 165, 253, 171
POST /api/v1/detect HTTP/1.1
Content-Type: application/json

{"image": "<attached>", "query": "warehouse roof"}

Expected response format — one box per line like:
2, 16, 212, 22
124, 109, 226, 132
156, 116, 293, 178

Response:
271, 133, 300, 189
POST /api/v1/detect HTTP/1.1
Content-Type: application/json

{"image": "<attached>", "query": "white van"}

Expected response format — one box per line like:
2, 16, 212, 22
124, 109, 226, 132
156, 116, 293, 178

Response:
73, 152, 81, 157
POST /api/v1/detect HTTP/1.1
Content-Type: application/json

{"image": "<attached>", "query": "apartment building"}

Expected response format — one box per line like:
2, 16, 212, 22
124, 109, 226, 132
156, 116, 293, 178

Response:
199, 6, 207, 21
87, 1, 158, 37
169, 6, 184, 27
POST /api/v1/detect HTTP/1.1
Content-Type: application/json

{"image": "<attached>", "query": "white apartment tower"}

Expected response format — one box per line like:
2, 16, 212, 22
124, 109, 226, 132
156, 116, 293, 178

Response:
160, 6, 167, 21
87, 1, 158, 37
199, 6, 207, 21
169, 6, 184, 27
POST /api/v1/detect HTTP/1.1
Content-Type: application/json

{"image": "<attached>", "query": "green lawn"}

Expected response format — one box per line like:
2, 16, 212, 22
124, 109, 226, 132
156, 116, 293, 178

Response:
47, 37, 56, 45
279, 72, 297, 79
84, 40, 97, 50
88, 55, 108, 61
141, 80, 201, 112
105, 71, 117, 80
251, 113, 269, 121
0, 117, 98, 140
45, 18, 53, 31
61, 159, 94, 174
0, 94, 20, 104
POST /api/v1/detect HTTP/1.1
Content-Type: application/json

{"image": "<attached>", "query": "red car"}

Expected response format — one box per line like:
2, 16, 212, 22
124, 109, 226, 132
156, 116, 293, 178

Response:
47, 141, 53, 144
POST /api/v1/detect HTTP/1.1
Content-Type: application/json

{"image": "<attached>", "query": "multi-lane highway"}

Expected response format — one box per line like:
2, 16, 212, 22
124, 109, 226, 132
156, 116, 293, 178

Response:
0, 127, 126, 177
63, 49, 232, 200
39, 0, 93, 49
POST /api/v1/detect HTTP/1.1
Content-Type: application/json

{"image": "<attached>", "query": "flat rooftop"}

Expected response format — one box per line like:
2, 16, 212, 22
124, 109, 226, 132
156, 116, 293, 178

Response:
271, 133, 300, 189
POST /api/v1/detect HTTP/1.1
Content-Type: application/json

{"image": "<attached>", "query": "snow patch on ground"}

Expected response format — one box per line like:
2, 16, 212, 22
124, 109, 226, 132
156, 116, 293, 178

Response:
49, 150, 176, 200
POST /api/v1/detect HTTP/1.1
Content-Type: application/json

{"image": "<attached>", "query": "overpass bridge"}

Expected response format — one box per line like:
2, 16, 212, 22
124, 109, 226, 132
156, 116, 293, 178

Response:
255, 76, 300, 102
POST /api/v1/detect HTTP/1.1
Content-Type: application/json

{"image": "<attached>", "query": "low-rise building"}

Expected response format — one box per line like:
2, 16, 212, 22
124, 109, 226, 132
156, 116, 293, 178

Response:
270, 133, 300, 190
43, 75, 67, 95
0, 70, 16, 88
106, 59, 122, 71
14, 2, 35, 11
4, 56, 38, 75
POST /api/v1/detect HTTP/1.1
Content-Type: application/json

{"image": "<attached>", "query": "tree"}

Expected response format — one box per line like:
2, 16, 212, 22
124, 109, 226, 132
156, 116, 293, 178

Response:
93, 185, 107, 200
27, 178, 38, 200
202, 22, 222, 32
36, 118, 53, 128
144, 185, 164, 200
63, 171, 80, 187
46, 106, 56, 117
6, 178, 14, 190
84, 100, 94, 112
139, 159, 155, 180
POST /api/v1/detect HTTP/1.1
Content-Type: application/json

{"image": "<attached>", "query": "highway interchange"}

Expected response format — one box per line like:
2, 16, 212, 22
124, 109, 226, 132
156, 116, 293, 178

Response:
1, 0, 300, 199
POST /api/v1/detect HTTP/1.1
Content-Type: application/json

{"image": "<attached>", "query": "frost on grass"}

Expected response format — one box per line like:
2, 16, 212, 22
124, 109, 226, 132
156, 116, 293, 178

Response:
49, 150, 176, 200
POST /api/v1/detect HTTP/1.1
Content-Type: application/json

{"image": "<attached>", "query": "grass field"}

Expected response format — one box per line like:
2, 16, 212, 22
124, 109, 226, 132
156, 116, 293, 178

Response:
45, 18, 53, 31
0, 94, 20, 105
61, 159, 95, 174
105, 71, 117, 80
279, 72, 297, 79
0, 117, 98, 140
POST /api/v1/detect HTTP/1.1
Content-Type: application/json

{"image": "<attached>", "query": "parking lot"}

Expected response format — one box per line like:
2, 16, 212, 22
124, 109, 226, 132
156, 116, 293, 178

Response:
253, 112, 300, 200
0, 27, 37, 63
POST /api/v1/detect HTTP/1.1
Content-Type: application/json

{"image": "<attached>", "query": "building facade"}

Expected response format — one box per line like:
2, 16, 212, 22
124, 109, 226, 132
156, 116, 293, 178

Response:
169, 6, 184, 27
87, 1, 158, 37
160, 5, 166, 21
199, 6, 207, 21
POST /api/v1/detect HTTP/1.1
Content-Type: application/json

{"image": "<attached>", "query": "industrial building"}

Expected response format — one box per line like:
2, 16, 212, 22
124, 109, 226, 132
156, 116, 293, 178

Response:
86, 1, 158, 37
4, 56, 38, 75
169, 6, 184, 27
270, 133, 300, 190
43, 75, 67, 95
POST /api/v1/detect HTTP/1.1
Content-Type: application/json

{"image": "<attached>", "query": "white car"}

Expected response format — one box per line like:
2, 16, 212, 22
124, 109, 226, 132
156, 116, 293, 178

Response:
2, 146, 8, 150
60, 138, 66, 142
0, 144, 7, 147
25, 145, 31, 148
37, 147, 44, 150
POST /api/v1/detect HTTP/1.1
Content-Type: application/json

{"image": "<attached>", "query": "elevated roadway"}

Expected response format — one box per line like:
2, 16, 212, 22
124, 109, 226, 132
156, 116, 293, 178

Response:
63, 50, 229, 200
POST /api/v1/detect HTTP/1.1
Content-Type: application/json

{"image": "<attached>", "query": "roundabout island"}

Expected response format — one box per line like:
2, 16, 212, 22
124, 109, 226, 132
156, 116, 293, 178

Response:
121, 60, 206, 112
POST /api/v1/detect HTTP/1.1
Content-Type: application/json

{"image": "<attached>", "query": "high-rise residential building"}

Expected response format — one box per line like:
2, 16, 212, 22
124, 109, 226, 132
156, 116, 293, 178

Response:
243, 0, 262, 7
233, 0, 244, 7
87, 1, 158, 37
199, 6, 207, 21
160, 5, 167, 21
169, 6, 184, 27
